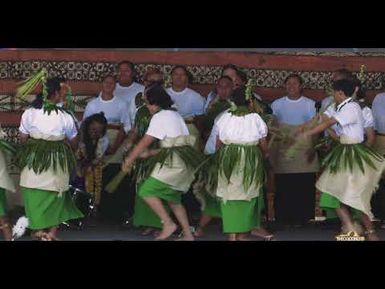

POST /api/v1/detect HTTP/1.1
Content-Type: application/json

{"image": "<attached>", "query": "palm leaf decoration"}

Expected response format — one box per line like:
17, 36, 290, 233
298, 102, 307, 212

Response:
198, 144, 266, 195
16, 69, 48, 99
135, 106, 151, 138
164, 75, 172, 88
245, 78, 257, 101
0, 126, 16, 154
218, 144, 266, 192
17, 138, 76, 174
322, 142, 383, 174
106, 144, 204, 194
203, 100, 231, 131
63, 84, 75, 114
194, 154, 219, 197
0, 140, 16, 155
16, 68, 69, 115
143, 145, 204, 177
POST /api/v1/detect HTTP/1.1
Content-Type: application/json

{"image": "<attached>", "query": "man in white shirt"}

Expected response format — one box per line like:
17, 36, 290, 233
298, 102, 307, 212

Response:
165, 65, 205, 216
370, 92, 385, 224
271, 74, 319, 227
166, 65, 205, 150
114, 61, 145, 126
372, 92, 385, 154
83, 75, 132, 155
166, 65, 205, 119
83, 75, 133, 224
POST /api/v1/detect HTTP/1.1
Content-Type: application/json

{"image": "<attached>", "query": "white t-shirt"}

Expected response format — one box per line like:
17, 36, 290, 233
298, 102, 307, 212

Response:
166, 87, 205, 118
204, 110, 227, 154
114, 82, 145, 125
19, 107, 78, 140
146, 110, 189, 140
323, 102, 341, 135
83, 94, 132, 133
325, 103, 373, 135
271, 96, 316, 125
216, 111, 268, 144
321, 96, 334, 111
333, 98, 365, 142
362, 106, 374, 129
372, 92, 385, 133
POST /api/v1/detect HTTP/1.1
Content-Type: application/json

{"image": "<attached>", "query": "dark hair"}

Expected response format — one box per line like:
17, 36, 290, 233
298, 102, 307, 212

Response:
222, 64, 239, 75
334, 69, 353, 80
284, 74, 303, 85
352, 76, 368, 106
81, 112, 108, 161
144, 68, 164, 87
117, 61, 136, 73
31, 78, 61, 109
146, 79, 164, 88
217, 75, 233, 83
51, 76, 66, 83
332, 79, 355, 97
231, 86, 250, 107
236, 69, 248, 84
117, 61, 137, 81
171, 65, 194, 84
145, 83, 174, 109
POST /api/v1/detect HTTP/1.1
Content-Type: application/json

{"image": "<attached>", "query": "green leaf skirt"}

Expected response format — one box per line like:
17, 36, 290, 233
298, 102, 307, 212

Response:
217, 143, 265, 193
17, 138, 76, 174
322, 142, 384, 174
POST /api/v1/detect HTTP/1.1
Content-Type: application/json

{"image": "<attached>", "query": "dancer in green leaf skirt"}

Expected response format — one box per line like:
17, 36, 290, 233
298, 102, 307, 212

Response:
17, 75, 83, 241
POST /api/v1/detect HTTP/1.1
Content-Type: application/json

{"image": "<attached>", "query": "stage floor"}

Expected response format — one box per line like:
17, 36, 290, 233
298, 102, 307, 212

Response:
5, 221, 385, 241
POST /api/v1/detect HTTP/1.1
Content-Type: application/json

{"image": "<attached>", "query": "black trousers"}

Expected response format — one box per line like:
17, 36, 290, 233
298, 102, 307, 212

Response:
274, 173, 316, 225
371, 178, 385, 220
99, 164, 136, 223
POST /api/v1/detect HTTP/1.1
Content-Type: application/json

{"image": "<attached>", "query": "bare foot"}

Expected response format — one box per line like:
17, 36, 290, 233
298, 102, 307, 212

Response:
141, 227, 155, 236
155, 222, 177, 241
193, 227, 205, 237
353, 222, 364, 235
153, 229, 161, 237
251, 228, 274, 240
2, 227, 12, 241
46, 232, 60, 241
178, 233, 195, 241
32, 230, 53, 241
366, 232, 380, 241
237, 234, 252, 241
228, 234, 237, 241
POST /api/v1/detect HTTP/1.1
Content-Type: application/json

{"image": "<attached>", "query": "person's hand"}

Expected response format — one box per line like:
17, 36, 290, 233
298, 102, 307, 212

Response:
139, 149, 151, 159
121, 159, 133, 174
148, 149, 161, 156
92, 158, 103, 166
